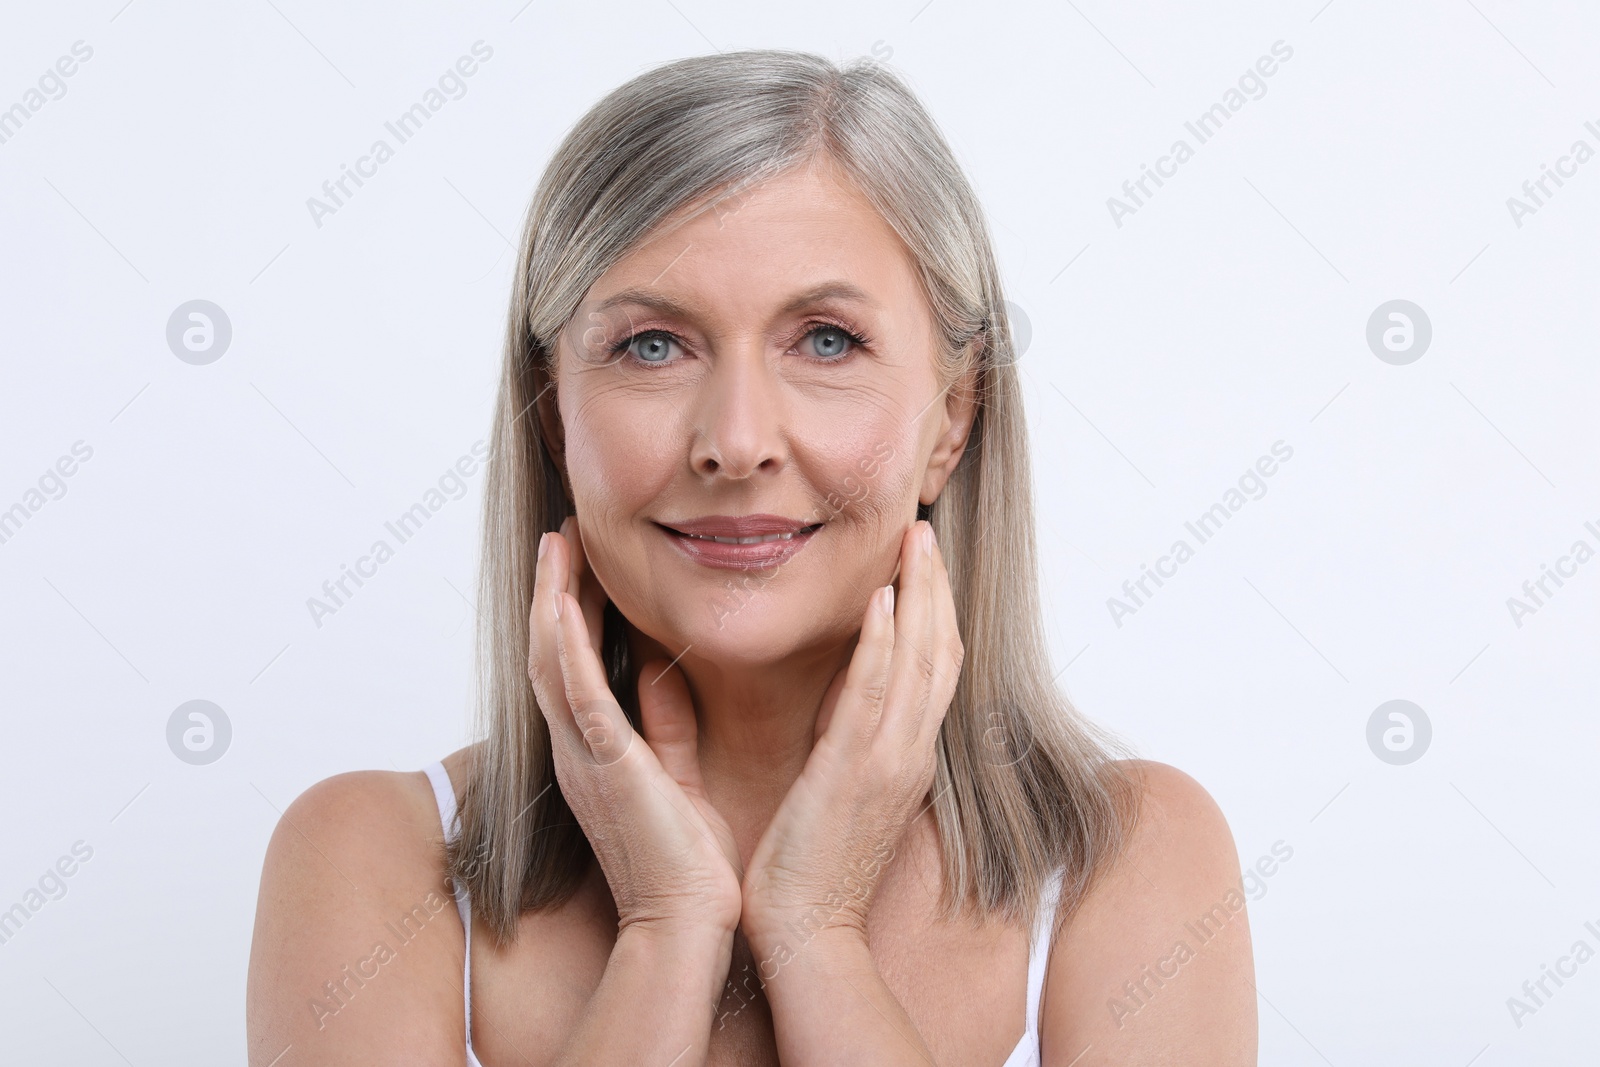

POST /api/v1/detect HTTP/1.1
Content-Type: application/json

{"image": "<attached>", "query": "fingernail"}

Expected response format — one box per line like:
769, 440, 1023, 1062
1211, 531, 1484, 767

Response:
553, 589, 564, 621
538, 532, 549, 561
923, 524, 935, 555
880, 585, 895, 616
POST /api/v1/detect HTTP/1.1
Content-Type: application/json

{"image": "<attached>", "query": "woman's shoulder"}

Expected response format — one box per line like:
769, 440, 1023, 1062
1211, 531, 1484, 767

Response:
1077, 757, 1244, 917
1040, 757, 1258, 1061
264, 743, 478, 858
1104, 757, 1233, 842
245, 746, 480, 1061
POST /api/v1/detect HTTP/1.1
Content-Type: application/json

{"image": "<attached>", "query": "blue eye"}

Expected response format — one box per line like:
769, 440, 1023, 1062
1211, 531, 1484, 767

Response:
621, 331, 676, 364
807, 325, 858, 359
609, 321, 871, 369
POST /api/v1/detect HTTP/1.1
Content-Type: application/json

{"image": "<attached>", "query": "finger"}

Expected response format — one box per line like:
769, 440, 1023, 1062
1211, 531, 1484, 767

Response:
821, 583, 896, 757
814, 667, 849, 744
919, 520, 939, 707
564, 515, 608, 654
879, 521, 938, 745
529, 531, 583, 750
918, 525, 962, 755
637, 659, 705, 793
554, 587, 635, 766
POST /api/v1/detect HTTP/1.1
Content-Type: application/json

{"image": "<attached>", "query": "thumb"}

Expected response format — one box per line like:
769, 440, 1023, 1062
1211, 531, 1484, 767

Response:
637, 659, 705, 792
814, 668, 849, 744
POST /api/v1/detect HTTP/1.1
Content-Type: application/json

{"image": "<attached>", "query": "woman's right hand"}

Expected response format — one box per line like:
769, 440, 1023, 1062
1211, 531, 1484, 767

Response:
528, 515, 745, 940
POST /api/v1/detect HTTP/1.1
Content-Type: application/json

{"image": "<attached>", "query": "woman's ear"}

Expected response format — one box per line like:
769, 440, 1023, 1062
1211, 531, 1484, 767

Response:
919, 361, 979, 506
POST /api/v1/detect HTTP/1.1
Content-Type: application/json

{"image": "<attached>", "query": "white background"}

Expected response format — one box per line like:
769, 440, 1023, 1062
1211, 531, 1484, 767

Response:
2, 1, 1597, 1063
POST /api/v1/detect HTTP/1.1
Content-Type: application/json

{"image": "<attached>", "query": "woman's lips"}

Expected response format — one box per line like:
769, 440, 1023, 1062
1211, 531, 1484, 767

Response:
654, 521, 822, 570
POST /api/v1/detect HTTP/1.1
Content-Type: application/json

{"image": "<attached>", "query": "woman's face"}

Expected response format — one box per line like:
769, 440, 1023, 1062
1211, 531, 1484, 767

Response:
546, 154, 974, 667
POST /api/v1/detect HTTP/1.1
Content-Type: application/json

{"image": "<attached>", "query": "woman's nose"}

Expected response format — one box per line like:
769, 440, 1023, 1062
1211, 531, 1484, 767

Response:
684, 348, 787, 480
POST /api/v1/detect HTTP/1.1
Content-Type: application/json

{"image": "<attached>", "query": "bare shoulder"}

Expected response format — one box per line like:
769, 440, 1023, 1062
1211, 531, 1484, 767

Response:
1105, 759, 1240, 876
245, 747, 477, 1066
1041, 759, 1258, 1066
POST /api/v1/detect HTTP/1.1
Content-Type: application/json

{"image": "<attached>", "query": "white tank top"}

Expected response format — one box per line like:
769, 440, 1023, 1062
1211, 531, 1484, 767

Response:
424, 760, 1064, 1066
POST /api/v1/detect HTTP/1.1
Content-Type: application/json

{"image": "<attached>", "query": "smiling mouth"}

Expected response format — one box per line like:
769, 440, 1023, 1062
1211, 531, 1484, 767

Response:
655, 522, 823, 545
652, 518, 825, 570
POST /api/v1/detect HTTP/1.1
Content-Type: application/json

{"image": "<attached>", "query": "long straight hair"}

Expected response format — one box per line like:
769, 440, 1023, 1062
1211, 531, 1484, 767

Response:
447, 48, 1143, 947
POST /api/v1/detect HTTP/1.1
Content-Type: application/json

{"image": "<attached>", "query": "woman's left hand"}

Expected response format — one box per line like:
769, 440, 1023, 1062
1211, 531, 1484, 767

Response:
738, 518, 964, 952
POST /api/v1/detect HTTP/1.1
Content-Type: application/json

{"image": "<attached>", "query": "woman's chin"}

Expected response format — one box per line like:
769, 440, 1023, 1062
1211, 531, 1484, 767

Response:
633, 602, 836, 671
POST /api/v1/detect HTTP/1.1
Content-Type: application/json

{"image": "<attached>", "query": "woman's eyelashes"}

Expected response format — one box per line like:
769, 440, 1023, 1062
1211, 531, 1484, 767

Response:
607, 320, 873, 369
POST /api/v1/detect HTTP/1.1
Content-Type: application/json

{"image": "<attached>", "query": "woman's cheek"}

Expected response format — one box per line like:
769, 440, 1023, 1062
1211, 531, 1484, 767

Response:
856, 439, 898, 479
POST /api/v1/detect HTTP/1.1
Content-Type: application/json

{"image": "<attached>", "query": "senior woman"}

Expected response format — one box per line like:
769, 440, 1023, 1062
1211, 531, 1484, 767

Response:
247, 49, 1256, 1066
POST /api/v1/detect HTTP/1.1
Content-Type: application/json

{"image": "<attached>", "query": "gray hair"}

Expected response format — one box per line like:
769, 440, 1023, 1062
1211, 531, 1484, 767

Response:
449, 47, 1142, 946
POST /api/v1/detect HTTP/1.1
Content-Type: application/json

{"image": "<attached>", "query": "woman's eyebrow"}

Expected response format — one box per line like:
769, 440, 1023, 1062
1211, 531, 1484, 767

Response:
592, 287, 698, 320
777, 282, 880, 314
591, 281, 880, 320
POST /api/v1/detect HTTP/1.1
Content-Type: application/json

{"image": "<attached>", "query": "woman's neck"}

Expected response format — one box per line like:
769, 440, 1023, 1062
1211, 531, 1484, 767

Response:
623, 621, 856, 859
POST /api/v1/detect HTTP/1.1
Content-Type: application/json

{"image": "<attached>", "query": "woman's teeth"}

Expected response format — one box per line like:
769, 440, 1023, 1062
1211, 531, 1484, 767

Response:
677, 525, 818, 545
683, 531, 799, 544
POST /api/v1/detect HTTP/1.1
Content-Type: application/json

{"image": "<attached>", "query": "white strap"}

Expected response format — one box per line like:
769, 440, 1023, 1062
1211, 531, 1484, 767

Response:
422, 762, 474, 1046
1025, 865, 1067, 1036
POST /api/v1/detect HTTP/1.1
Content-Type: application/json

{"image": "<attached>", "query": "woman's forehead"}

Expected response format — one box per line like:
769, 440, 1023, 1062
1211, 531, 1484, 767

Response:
575, 169, 928, 336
